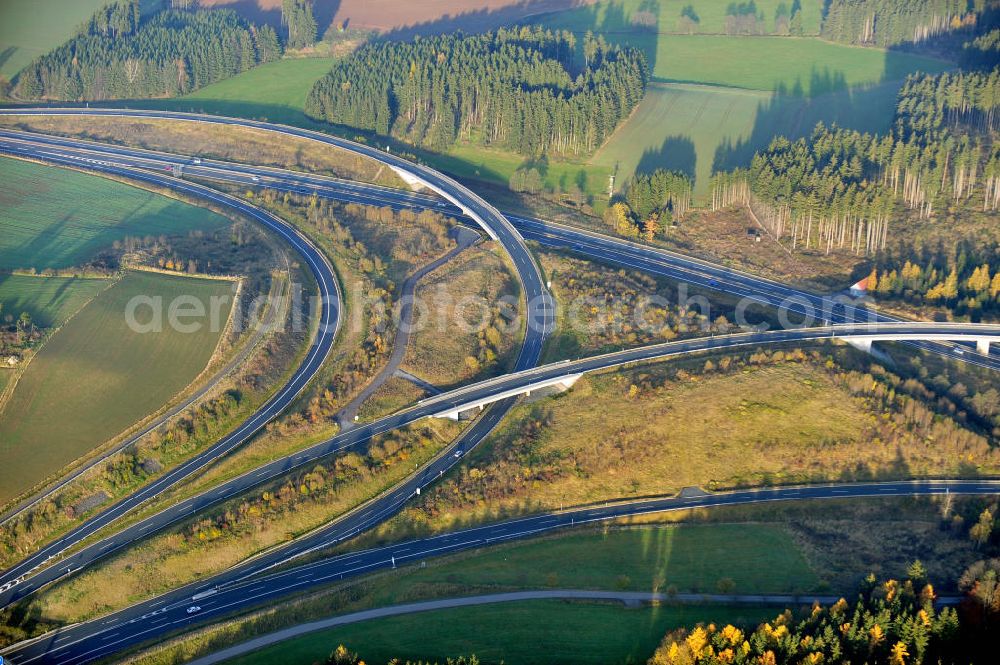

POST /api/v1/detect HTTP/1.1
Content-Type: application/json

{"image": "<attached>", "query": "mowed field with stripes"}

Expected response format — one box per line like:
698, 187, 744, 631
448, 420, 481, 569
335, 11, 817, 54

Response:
0, 159, 235, 506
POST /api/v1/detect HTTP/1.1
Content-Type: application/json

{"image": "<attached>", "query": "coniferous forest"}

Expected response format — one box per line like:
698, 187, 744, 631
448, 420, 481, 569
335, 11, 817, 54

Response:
820, 0, 986, 47
12, 0, 281, 101
304, 27, 647, 156
710, 67, 1000, 256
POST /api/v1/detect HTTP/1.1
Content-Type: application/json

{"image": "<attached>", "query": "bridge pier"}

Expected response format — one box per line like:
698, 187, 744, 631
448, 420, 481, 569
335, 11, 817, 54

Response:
845, 338, 873, 354
979, 339, 992, 355
525, 374, 581, 397
433, 374, 583, 420
435, 405, 484, 422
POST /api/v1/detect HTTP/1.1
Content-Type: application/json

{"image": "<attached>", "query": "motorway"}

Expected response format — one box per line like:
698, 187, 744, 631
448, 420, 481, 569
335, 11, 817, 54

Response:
1, 322, 996, 613
0, 109, 556, 372
4, 127, 999, 374
1, 115, 999, 662
0, 159, 343, 598
0, 114, 555, 610
4, 478, 998, 664
1, 124, 999, 607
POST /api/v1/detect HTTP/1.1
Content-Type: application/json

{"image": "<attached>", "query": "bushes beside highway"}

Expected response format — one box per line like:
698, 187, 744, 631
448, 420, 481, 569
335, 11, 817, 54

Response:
12, 422, 460, 631
186, 425, 441, 545
247, 191, 460, 424
374, 346, 998, 544
402, 245, 519, 388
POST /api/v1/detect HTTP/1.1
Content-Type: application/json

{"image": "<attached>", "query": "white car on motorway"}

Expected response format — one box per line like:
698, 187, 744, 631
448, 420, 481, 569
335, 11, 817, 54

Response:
186, 606, 202, 614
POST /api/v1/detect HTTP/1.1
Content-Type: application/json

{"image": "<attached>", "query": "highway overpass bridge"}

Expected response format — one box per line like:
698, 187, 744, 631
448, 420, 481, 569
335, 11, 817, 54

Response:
5, 126, 1000, 379
2, 322, 997, 612
427, 323, 999, 419
0, 108, 556, 368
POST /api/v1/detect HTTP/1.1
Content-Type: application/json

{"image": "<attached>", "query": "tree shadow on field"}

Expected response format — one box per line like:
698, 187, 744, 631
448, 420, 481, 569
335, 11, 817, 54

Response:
201, 0, 343, 36
12, 211, 76, 272
198, 0, 284, 29
0, 47, 17, 72
712, 66, 902, 175
373, 0, 594, 41
372, 0, 660, 78
635, 134, 696, 184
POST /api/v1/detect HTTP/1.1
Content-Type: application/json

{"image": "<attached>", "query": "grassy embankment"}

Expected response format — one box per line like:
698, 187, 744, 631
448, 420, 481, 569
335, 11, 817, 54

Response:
115, 522, 814, 665
352, 351, 994, 548
0, 114, 405, 190
0, 205, 307, 579
0, 181, 465, 586
122, 495, 991, 665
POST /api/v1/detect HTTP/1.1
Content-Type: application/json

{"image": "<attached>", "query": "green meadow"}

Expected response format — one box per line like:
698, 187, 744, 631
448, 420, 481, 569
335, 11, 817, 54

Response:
418, 12, 952, 205
425, 142, 612, 202
233, 601, 776, 665
379, 524, 820, 599
234, 523, 814, 665
649, 35, 950, 91
537, 0, 823, 36
0, 275, 109, 328
0, 159, 239, 505
528, 1, 953, 202
0, 0, 110, 80
1, 1, 954, 214
148, 57, 337, 126
0, 270, 234, 505
0, 157, 230, 271
592, 78, 909, 201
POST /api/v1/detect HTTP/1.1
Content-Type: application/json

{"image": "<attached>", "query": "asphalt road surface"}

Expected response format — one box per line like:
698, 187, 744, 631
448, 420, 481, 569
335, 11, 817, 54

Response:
333, 226, 481, 428
0, 109, 556, 373
0, 159, 342, 603
1, 117, 998, 664
3, 479, 995, 665
0, 113, 554, 609
3, 127, 997, 374
1, 322, 994, 611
